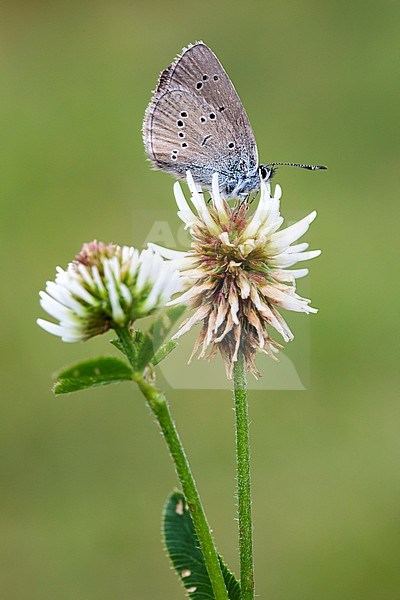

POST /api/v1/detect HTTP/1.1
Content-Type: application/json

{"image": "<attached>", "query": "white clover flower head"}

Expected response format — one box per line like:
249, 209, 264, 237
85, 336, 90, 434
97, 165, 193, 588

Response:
150, 171, 321, 378
37, 241, 180, 342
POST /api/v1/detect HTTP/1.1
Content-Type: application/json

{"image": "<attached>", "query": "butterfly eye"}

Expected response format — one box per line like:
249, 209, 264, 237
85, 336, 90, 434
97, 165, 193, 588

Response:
260, 166, 268, 179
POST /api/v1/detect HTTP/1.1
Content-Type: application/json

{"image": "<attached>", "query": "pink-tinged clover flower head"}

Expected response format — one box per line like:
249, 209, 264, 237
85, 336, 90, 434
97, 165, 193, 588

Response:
37, 241, 180, 342
150, 171, 320, 378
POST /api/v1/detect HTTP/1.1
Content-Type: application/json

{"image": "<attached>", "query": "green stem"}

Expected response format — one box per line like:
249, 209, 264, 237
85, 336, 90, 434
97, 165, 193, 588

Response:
233, 353, 254, 599
117, 328, 229, 600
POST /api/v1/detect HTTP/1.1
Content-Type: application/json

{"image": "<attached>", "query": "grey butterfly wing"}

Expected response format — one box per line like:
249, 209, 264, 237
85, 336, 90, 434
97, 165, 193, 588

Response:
144, 87, 250, 187
143, 42, 258, 190
164, 42, 258, 168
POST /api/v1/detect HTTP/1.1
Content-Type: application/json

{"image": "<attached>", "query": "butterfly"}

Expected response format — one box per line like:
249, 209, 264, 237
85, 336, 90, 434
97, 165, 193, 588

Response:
143, 41, 326, 200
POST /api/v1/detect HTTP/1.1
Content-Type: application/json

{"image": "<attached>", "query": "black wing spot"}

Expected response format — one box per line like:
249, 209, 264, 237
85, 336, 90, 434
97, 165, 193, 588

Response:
203, 74, 208, 81
178, 132, 184, 138
213, 75, 219, 81
177, 120, 184, 127
218, 106, 225, 112
196, 82, 203, 90
200, 116, 206, 123
201, 135, 212, 147
228, 142, 235, 149
181, 142, 188, 148
209, 112, 216, 120
180, 111, 188, 118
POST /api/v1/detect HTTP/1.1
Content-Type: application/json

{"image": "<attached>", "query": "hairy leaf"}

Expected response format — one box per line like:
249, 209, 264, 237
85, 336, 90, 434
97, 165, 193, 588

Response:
53, 356, 133, 395
136, 305, 186, 371
163, 491, 240, 599
151, 339, 178, 366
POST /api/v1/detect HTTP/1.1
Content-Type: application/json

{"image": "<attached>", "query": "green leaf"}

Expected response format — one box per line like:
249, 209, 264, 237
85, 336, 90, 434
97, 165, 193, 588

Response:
151, 339, 178, 367
136, 305, 186, 371
163, 491, 241, 600
110, 329, 145, 362
109, 338, 125, 354
53, 356, 134, 395
219, 557, 241, 600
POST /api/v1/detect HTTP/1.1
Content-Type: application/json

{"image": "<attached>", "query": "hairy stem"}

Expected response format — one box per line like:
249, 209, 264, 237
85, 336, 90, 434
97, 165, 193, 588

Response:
117, 328, 229, 600
233, 353, 254, 599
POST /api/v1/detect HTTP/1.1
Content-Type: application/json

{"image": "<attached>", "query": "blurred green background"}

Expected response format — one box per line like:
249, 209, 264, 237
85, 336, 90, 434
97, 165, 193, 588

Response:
1, 1, 399, 598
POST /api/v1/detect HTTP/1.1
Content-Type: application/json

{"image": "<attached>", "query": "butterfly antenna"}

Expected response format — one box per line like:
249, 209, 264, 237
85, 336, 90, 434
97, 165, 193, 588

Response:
265, 162, 328, 171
